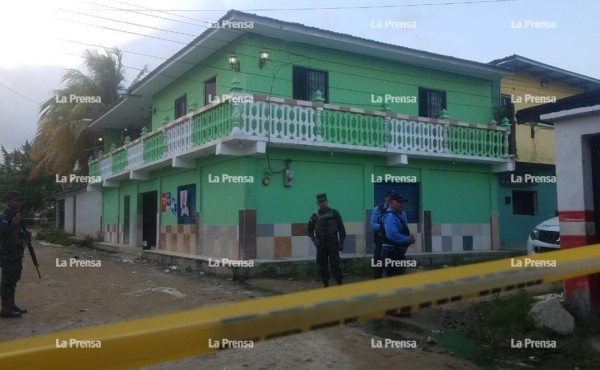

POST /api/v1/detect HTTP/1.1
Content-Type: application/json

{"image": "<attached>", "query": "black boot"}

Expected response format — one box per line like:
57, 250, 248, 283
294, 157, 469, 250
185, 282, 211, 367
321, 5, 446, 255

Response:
11, 298, 27, 314
1, 300, 22, 318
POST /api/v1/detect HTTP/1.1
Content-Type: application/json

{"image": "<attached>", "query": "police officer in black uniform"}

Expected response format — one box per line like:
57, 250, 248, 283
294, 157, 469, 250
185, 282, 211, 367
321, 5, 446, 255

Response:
308, 193, 346, 287
0, 191, 28, 318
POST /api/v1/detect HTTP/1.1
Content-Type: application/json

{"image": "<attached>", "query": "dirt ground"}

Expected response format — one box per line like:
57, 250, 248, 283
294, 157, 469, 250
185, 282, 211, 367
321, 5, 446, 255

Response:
0, 240, 486, 369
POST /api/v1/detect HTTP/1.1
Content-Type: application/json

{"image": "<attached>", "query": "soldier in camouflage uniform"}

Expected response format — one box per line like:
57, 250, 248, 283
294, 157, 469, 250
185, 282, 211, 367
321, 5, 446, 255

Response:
0, 191, 28, 318
307, 193, 346, 287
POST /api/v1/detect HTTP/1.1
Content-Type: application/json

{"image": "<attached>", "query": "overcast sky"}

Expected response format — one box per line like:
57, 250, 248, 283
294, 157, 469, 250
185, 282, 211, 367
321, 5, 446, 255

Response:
1, 0, 598, 153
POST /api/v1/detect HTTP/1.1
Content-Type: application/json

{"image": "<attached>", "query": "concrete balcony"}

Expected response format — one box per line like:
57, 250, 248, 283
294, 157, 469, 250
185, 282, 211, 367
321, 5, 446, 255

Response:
88, 93, 514, 188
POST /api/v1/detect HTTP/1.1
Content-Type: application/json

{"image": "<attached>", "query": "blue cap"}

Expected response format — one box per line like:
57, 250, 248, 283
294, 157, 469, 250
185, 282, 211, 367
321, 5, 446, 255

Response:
389, 193, 407, 202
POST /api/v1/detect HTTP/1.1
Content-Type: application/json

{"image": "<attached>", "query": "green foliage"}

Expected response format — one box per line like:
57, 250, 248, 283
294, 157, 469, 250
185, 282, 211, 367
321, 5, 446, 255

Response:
255, 264, 278, 278
464, 289, 535, 348
344, 258, 372, 277
463, 289, 600, 368
0, 142, 62, 217
36, 228, 77, 246
31, 48, 126, 177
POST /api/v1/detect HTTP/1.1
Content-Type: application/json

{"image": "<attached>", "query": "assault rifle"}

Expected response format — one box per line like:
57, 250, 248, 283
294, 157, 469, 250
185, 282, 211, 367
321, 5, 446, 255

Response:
19, 220, 41, 279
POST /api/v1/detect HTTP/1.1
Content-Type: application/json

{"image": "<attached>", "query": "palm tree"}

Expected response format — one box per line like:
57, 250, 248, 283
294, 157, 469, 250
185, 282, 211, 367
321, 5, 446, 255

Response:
30, 48, 126, 178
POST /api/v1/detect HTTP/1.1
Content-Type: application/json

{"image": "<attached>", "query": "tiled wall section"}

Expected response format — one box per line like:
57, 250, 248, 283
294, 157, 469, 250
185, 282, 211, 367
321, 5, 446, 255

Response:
200, 225, 239, 259
159, 224, 198, 254
256, 222, 364, 258
431, 223, 491, 252
103, 224, 118, 243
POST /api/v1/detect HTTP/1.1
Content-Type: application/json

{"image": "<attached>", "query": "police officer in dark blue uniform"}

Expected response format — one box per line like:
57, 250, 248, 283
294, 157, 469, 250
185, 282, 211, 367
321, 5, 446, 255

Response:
0, 191, 28, 318
380, 192, 415, 277
370, 189, 396, 279
308, 193, 346, 287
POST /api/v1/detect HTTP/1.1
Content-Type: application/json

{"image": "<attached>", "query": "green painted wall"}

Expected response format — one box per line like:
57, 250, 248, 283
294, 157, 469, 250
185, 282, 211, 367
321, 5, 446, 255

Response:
249, 149, 495, 224
427, 169, 492, 223
151, 43, 240, 130
498, 167, 558, 249
150, 34, 496, 129
120, 183, 138, 230
101, 149, 497, 231
200, 159, 246, 225
103, 129, 121, 152
253, 155, 365, 223
103, 188, 119, 224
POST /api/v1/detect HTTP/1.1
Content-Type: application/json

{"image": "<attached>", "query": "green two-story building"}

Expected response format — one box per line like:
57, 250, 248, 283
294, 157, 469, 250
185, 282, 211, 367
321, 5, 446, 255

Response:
88, 10, 514, 261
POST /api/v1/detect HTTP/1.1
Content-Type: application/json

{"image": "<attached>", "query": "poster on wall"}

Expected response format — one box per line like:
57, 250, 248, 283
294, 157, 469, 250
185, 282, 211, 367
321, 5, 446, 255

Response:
161, 193, 167, 212
177, 184, 196, 225
169, 193, 177, 217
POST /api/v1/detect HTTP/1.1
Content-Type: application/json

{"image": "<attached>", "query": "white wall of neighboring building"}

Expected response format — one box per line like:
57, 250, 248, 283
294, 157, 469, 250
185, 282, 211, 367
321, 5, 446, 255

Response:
548, 105, 600, 216
542, 104, 600, 319
74, 191, 102, 237
63, 196, 74, 234
57, 189, 102, 238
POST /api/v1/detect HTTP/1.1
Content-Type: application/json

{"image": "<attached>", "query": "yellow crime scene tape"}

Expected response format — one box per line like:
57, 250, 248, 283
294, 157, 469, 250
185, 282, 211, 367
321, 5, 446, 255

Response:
1, 245, 600, 369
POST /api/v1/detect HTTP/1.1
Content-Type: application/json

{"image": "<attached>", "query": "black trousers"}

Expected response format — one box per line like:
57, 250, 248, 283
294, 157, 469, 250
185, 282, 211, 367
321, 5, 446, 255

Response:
316, 240, 342, 286
373, 242, 384, 279
381, 247, 408, 277
1, 259, 22, 302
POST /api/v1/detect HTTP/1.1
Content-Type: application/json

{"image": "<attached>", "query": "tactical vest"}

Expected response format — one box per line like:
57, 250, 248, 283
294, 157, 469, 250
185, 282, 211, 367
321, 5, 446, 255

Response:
314, 209, 340, 239
373, 204, 386, 244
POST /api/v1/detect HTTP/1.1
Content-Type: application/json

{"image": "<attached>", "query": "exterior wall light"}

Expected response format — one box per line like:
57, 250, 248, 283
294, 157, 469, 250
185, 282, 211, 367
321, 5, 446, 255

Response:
258, 49, 270, 69
284, 159, 293, 187
262, 177, 271, 186
229, 54, 240, 72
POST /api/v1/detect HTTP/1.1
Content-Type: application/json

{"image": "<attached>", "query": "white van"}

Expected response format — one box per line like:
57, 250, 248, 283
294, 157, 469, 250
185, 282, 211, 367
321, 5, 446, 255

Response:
527, 217, 560, 255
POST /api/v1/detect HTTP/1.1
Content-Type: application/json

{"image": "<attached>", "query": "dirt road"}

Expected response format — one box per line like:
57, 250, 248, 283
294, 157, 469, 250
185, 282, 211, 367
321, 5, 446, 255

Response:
0, 240, 480, 370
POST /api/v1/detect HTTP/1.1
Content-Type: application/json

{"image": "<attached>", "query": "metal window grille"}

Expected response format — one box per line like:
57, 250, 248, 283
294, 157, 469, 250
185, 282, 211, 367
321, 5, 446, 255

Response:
374, 182, 420, 223
174, 94, 187, 119
293, 66, 328, 102
419, 88, 446, 118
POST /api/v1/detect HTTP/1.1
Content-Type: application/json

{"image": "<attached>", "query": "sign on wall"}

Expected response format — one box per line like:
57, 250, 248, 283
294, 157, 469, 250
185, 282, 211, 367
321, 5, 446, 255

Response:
177, 184, 196, 225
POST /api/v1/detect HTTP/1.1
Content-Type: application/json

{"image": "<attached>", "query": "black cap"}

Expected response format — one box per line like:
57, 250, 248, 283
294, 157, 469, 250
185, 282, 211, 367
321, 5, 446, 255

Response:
385, 189, 397, 198
316, 193, 327, 201
4, 191, 24, 202
389, 193, 407, 203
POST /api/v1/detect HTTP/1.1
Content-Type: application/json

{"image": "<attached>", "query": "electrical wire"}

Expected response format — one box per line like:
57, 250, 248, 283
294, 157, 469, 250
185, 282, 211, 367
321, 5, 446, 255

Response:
77, 0, 524, 12
62, 1, 580, 97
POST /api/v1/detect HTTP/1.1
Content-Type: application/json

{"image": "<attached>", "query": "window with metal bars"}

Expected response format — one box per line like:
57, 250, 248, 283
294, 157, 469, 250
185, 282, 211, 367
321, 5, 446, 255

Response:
204, 77, 216, 106
418, 88, 447, 118
174, 94, 187, 119
293, 66, 329, 102
374, 182, 420, 223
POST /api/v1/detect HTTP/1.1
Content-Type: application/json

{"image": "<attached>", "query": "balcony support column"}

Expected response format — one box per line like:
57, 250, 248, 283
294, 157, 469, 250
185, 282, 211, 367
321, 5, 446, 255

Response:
312, 90, 325, 142
230, 78, 244, 135
500, 117, 511, 157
